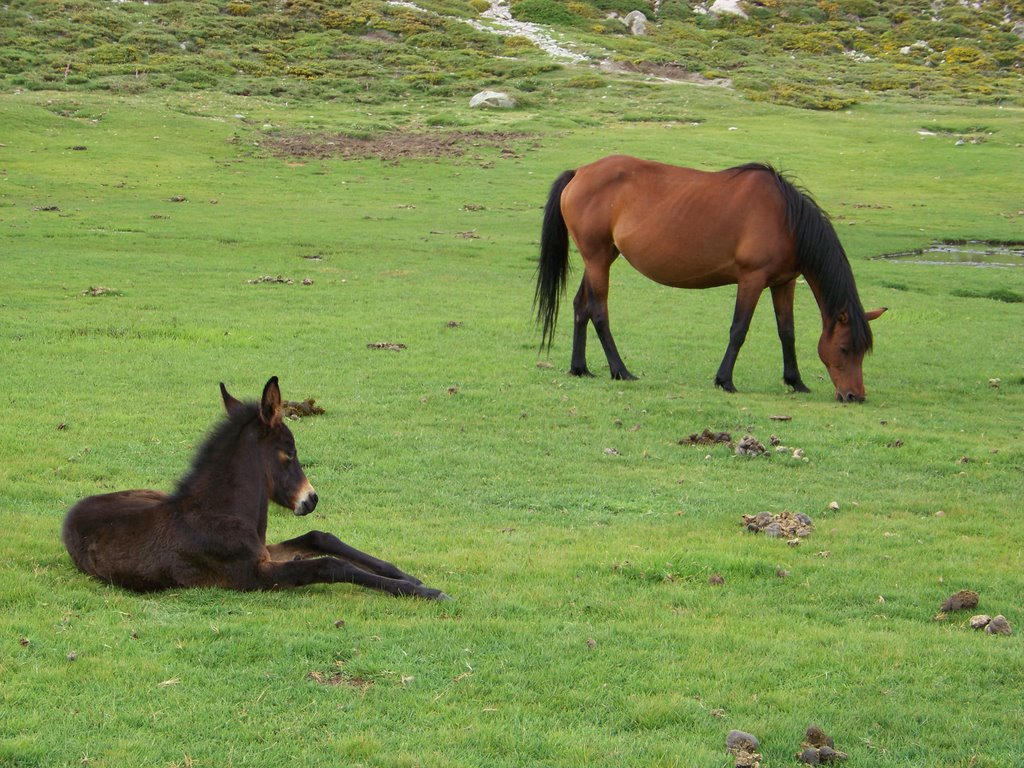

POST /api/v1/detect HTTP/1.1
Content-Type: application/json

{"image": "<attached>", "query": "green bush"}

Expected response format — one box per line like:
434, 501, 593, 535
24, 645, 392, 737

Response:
510, 0, 581, 27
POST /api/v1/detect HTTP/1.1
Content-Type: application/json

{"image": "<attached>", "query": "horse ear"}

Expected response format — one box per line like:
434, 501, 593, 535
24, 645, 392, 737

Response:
865, 307, 888, 322
260, 376, 283, 428
220, 383, 244, 415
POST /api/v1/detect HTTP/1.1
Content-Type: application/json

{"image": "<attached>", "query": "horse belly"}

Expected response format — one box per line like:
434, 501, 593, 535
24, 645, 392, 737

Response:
615, 229, 742, 289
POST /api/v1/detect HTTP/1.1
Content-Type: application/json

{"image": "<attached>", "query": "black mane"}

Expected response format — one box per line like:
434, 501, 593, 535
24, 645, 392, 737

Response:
730, 163, 872, 355
172, 402, 259, 499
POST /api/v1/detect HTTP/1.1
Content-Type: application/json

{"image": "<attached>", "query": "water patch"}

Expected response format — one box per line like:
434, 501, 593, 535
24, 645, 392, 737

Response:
874, 240, 1024, 267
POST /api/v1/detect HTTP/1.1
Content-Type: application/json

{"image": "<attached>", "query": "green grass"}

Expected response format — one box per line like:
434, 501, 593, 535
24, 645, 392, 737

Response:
1, 77, 1023, 767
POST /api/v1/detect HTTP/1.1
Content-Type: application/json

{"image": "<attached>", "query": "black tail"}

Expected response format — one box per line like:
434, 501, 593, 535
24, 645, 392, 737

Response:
534, 169, 576, 350
734, 163, 872, 355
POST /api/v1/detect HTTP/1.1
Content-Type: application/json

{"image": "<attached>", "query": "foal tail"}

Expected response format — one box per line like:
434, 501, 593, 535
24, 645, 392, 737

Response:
535, 169, 576, 350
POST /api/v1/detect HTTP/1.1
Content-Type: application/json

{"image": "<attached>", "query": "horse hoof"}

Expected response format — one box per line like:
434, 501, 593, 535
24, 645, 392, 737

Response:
715, 380, 737, 393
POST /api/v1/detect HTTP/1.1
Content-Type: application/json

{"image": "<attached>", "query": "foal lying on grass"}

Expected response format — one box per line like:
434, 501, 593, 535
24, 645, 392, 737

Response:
62, 377, 447, 599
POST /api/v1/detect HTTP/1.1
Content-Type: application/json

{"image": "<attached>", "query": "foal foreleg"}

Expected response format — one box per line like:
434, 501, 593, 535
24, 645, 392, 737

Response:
715, 282, 762, 393
770, 280, 810, 393
256, 556, 447, 599
267, 530, 423, 585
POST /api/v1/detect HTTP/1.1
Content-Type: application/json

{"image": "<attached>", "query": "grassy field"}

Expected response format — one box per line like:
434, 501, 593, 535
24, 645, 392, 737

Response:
1, 71, 1023, 767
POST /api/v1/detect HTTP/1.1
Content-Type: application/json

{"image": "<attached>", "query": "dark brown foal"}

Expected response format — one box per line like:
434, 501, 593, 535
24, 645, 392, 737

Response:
62, 377, 447, 599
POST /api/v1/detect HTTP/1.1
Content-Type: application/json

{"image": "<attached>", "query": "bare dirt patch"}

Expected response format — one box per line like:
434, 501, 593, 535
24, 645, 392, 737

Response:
262, 130, 533, 162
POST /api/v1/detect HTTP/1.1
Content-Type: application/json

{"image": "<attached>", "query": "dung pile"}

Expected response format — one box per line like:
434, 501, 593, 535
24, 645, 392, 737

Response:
743, 510, 813, 540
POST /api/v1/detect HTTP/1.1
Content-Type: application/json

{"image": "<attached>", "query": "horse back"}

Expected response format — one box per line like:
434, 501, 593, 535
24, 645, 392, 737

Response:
562, 155, 797, 288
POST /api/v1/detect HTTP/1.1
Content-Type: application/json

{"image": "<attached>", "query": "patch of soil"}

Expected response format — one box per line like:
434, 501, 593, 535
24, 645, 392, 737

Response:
681, 428, 732, 446
941, 589, 979, 612
726, 730, 762, 768
599, 59, 732, 88
82, 286, 120, 297
308, 670, 373, 691
262, 130, 532, 162
367, 342, 406, 351
743, 510, 814, 540
798, 724, 848, 764
282, 399, 324, 419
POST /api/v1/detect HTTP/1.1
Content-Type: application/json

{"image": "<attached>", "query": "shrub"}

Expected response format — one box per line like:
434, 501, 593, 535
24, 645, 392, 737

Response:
510, 0, 581, 26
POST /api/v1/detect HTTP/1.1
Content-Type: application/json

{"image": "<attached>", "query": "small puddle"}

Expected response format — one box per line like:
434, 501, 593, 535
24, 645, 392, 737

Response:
874, 240, 1024, 267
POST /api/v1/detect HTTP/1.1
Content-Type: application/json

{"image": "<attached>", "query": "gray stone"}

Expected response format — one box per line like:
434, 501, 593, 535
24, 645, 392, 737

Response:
469, 90, 516, 109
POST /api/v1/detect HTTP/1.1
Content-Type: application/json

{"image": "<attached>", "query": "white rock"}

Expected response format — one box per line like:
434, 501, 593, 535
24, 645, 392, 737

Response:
469, 90, 516, 109
622, 10, 647, 35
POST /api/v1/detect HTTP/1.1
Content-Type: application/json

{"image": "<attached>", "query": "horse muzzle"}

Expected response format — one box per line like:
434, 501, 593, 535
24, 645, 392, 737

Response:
294, 488, 318, 516
835, 390, 865, 403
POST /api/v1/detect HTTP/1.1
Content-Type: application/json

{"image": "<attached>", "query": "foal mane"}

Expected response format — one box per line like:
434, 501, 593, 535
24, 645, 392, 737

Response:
730, 163, 872, 355
172, 401, 260, 500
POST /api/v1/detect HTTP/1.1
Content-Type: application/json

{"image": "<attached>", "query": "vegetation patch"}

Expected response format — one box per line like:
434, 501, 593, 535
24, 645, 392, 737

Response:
260, 129, 534, 161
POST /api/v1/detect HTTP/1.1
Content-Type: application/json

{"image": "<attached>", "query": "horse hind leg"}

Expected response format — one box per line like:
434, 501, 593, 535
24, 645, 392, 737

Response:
569, 279, 594, 377
580, 256, 636, 381
770, 280, 810, 393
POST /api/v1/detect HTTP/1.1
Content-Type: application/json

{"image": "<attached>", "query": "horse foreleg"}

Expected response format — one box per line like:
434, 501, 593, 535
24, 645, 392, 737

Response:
255, 556, 448, 599
770, 280, 810, 392
715, 282, 762, 392
569, 279, 595, 377
267, 530, 424, 585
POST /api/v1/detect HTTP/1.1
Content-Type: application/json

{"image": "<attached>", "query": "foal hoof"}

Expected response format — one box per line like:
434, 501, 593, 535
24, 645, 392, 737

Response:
420, 587, 451, 601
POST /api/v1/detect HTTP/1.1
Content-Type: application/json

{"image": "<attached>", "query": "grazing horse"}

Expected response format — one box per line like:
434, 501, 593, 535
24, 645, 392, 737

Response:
62, 377, 447, 599
535, 155, 886, 401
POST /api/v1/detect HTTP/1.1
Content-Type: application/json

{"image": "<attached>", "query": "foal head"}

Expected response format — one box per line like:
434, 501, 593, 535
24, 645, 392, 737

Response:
220, 377, 318, 515
817, 307, 887, 402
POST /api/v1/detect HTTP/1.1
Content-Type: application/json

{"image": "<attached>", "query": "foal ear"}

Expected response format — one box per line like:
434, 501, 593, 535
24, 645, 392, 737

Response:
220, 382, 244, 415
865, 306, 888, 322
260, 376, 283, 428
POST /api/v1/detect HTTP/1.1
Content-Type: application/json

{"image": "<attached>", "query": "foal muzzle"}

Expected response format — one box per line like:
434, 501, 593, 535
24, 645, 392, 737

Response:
294, 487, 318, 516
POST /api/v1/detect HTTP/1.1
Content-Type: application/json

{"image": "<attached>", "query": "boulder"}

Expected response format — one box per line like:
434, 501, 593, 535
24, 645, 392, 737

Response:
622, 10, 647, 35
469, 90, 516, 109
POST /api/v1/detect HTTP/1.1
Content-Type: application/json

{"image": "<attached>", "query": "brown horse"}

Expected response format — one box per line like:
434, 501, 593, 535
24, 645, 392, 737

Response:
62, 377, 447, 599
535, 155, 886, 401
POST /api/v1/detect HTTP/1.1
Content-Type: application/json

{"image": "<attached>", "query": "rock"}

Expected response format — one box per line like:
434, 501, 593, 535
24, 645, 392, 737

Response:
805, 724, 834, 748
941, 589, 979, 612
970, 614, 992, 629
735, 435, 766, 456
726, 730, 762, 767
726, 730, 759, 752
709, 0, 748, 17
622, 10, 647, 34
469, 90, 516, 109
985, 614, 1012, 635
797, 748, 820, 765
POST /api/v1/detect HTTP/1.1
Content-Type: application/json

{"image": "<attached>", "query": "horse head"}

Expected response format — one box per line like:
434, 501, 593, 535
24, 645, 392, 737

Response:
817, 307, 887, 402
221, 377, 318, 515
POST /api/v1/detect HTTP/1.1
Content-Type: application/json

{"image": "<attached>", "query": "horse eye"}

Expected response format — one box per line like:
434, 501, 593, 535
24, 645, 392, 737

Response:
278, 449, 296, 463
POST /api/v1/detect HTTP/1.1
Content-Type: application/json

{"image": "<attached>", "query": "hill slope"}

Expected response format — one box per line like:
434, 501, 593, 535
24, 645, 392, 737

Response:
1, 0, 1021, 108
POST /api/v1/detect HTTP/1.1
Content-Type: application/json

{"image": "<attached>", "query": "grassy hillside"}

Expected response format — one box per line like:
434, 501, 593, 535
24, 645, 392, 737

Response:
1, 0, 1021, 109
